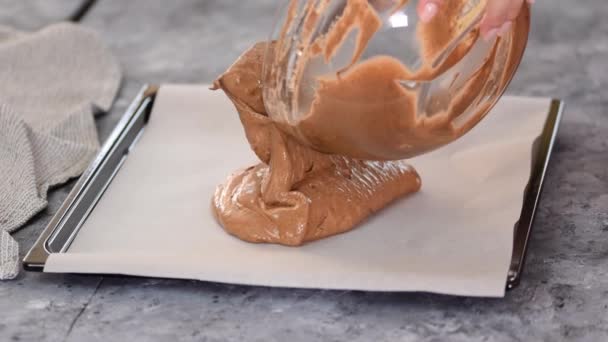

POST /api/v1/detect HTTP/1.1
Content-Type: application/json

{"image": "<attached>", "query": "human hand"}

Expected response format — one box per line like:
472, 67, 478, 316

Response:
417, 0, 533, 41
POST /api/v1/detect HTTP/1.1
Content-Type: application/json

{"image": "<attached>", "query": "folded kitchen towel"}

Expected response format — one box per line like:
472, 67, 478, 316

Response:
0, 23, 121, 279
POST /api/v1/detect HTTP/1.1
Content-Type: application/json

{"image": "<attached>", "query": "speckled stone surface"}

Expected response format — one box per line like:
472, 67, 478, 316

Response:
0, 0, 85, 30
1, 1, 607, 341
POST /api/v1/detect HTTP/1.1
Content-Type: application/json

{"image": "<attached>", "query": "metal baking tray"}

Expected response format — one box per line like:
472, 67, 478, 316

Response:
23, 84, 565, 291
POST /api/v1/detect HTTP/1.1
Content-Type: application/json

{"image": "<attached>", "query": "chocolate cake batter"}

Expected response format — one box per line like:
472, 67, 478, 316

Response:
211, 0, 529, 245
212, 42, 421, 246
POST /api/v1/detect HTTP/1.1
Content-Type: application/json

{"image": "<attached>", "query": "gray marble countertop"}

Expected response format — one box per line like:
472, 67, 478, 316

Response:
2, 1, 607, 341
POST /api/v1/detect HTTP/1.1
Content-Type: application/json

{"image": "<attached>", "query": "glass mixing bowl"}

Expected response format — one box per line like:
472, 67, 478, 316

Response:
263, 0, 530, 160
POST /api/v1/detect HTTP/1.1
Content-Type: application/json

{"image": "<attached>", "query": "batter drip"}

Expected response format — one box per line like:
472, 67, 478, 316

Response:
212, 42, 421, 246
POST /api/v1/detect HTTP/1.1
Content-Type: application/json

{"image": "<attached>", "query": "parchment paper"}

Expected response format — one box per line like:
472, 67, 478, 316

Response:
45, 84, 551, 297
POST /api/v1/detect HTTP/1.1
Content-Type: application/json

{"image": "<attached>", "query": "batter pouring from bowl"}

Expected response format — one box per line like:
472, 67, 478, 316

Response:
211, 0, 531, 246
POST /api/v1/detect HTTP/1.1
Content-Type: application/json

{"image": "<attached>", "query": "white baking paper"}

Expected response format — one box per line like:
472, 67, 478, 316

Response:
45, 84, 551, 297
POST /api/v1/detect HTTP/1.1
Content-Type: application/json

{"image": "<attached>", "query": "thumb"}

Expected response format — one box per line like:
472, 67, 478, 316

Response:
481, 0, 526, 41
417, 0, 443, 23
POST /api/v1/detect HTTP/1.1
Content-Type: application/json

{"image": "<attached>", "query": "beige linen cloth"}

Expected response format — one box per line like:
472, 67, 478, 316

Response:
0, 23, 121, 279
